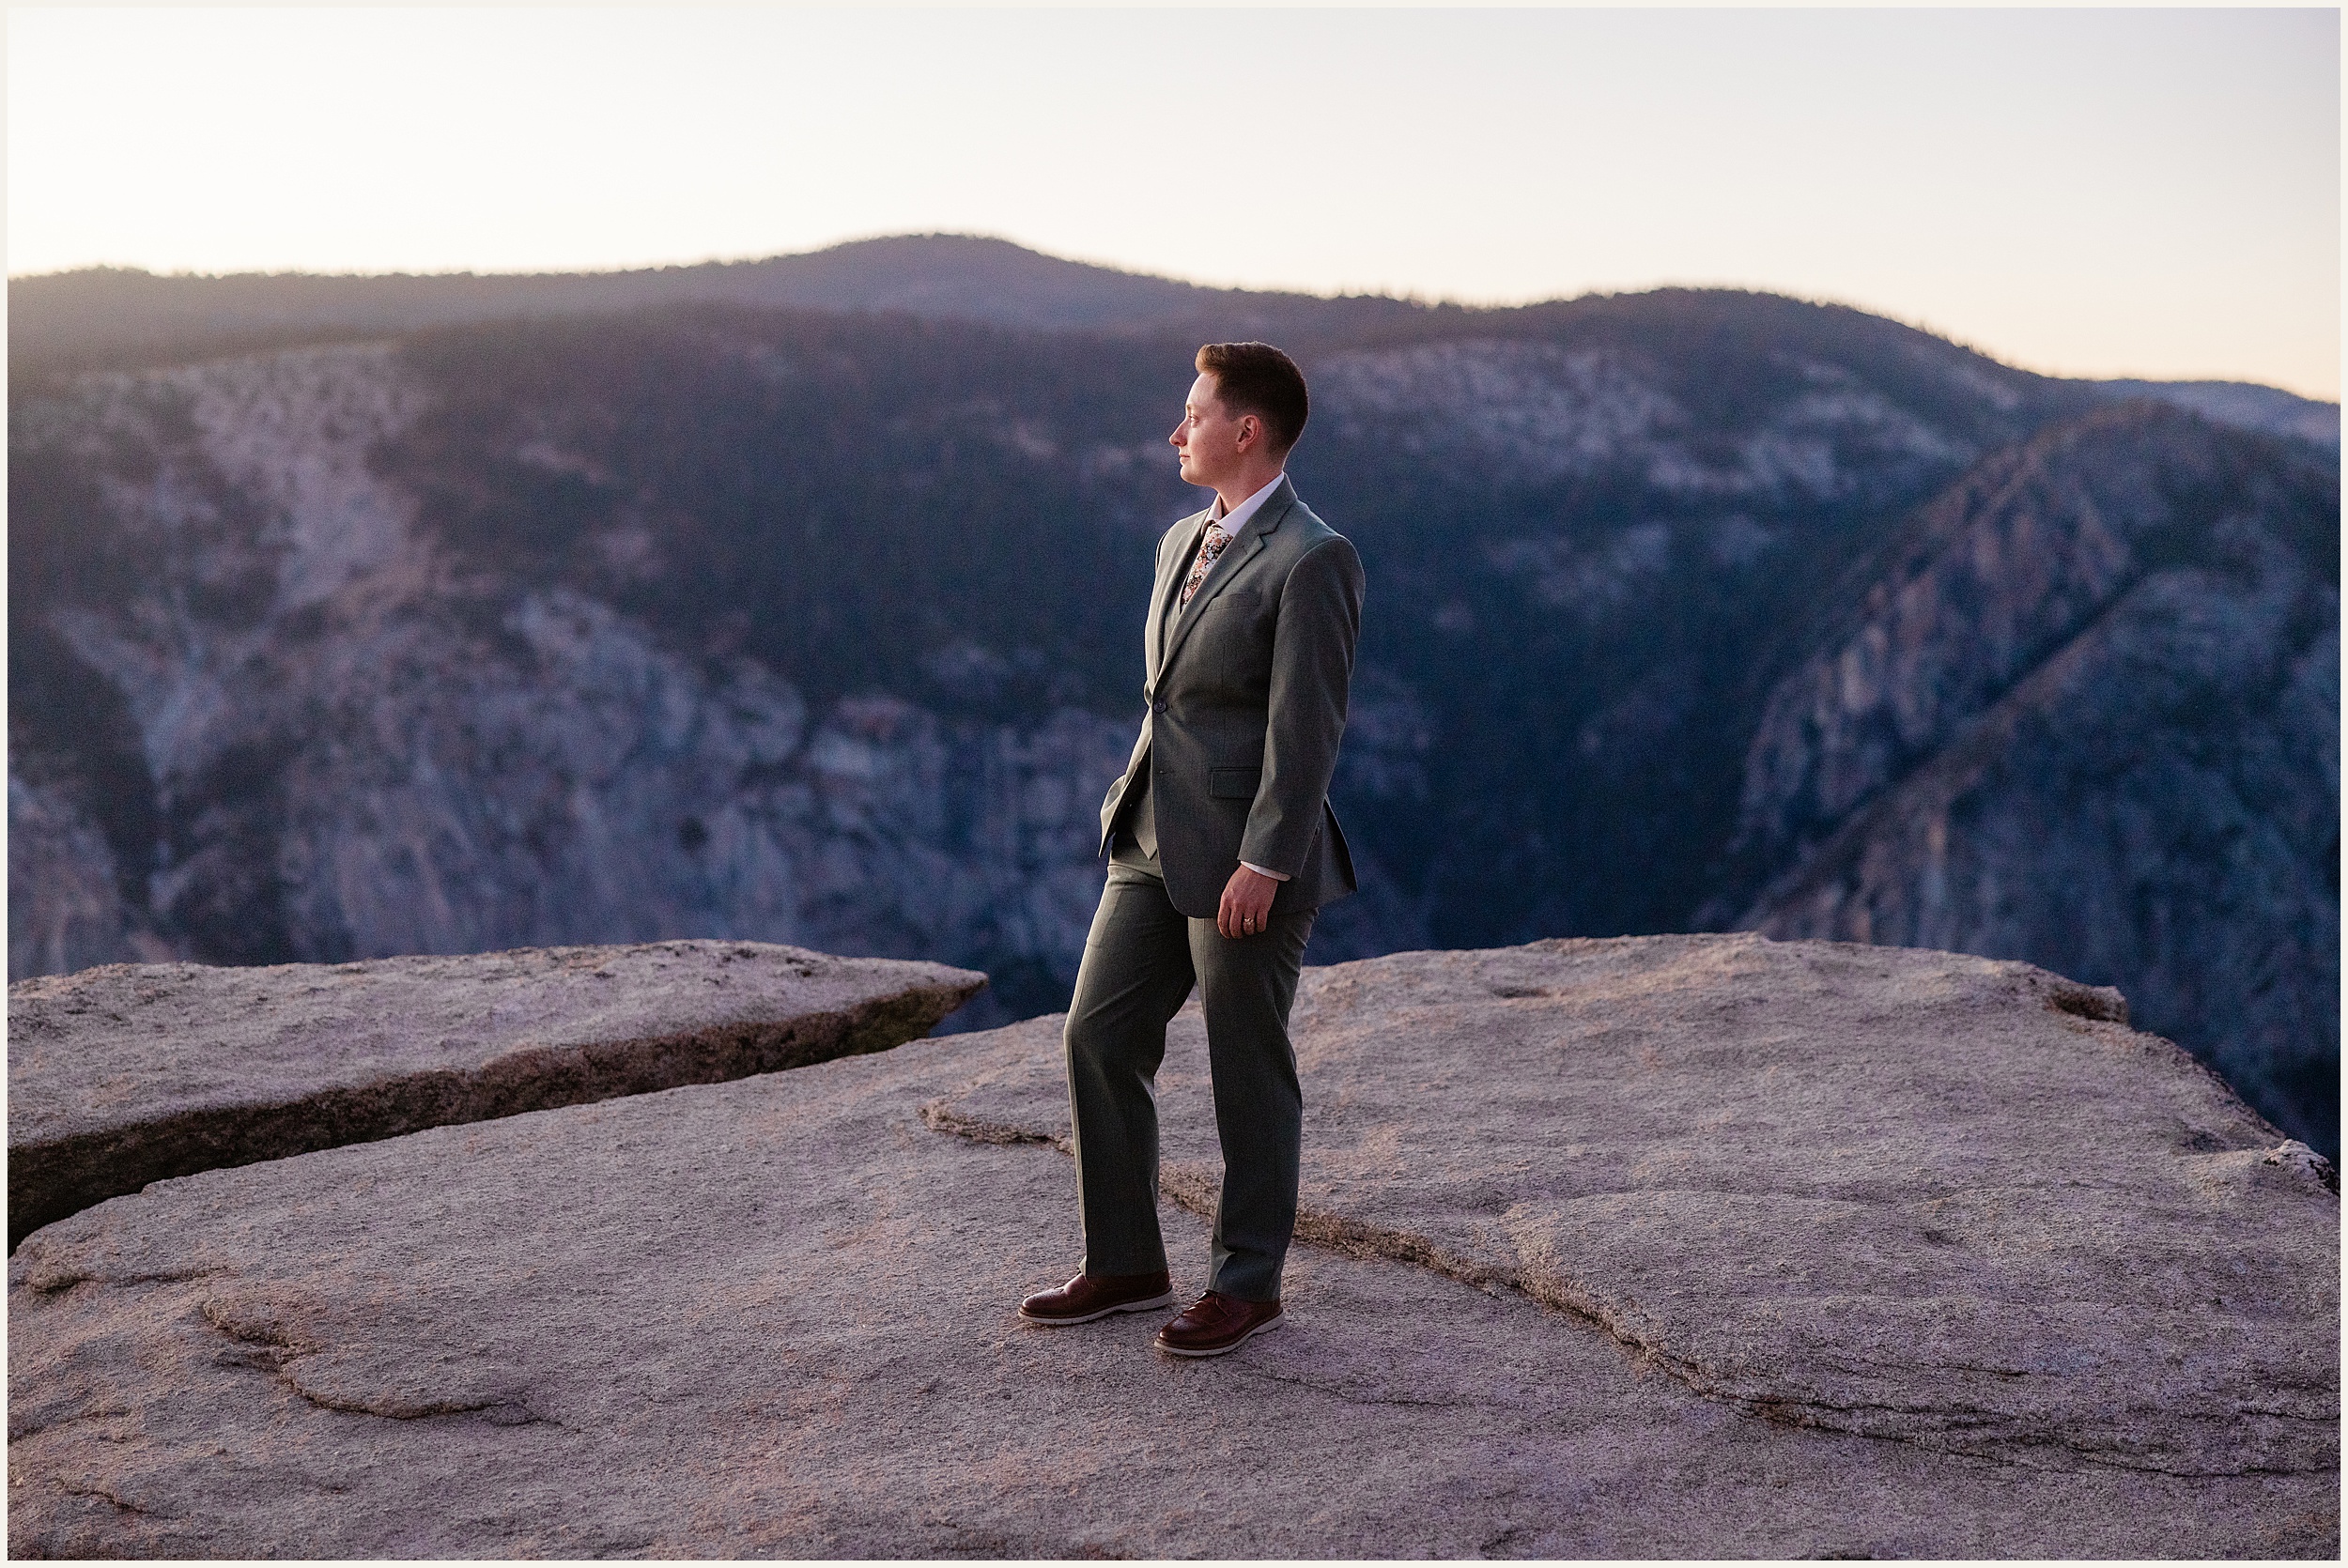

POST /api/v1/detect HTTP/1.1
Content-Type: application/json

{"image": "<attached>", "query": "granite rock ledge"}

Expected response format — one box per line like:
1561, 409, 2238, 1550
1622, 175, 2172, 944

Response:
929, 934, 2340, 1479
7, 941, 984, 1248
5, 935, 2336, 1557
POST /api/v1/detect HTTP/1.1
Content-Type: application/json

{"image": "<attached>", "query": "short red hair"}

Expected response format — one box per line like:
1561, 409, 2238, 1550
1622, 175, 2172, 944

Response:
1196, 342, 1309, 454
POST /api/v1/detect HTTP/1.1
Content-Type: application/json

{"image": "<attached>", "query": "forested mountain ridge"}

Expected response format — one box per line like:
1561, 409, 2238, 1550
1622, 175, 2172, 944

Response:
8, 236, 1401, 385
9, 244, 2338, 1150
14, 234, 2340, 452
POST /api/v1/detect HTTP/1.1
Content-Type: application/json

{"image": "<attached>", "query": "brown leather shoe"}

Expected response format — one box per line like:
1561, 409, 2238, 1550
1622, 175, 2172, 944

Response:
1018, 1268, 1175, 1325
1153, 1290, 1285, 1357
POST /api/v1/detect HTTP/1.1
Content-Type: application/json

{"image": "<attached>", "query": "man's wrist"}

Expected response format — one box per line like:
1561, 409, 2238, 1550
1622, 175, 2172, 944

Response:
1240, 860, 1290, 883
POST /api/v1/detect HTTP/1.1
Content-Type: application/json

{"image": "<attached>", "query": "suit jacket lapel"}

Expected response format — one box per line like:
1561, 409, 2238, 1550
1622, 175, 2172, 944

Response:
1159, 478, 1294, 680
1149, 509, 1214, 687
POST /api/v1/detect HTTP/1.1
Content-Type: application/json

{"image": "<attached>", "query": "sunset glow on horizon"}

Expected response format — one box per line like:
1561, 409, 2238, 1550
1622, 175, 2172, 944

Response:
8, 6, 2340, 398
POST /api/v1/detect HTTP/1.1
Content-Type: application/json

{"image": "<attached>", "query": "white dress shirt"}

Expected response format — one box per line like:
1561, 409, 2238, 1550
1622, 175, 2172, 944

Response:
1185, 472, 1293, 884
1201, 471, 1288, 552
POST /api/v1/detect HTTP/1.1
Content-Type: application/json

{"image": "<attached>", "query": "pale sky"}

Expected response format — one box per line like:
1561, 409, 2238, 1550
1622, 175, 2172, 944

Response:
8, 6, 2340, 398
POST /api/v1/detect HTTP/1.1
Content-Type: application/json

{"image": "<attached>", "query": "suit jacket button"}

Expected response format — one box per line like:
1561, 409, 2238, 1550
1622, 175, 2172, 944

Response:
1152, 700, 1167, 714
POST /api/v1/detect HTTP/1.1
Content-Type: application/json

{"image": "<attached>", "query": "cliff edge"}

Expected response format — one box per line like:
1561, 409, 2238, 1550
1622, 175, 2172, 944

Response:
8, 934, 2336, 1557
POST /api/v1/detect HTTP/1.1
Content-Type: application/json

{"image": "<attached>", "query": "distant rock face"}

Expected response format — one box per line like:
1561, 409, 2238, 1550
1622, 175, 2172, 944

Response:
1317, 335, 1973, 506
7, 941, 982, 1249
9, 288, 2338, 1154
8, 346, 1126, 1025
6, 775, 130, 980
8, 935, 2335, 1557
1709, 406, 2340, 1152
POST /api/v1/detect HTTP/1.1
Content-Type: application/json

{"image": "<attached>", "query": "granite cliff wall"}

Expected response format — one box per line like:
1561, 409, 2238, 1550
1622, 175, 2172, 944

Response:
1706, 405, 2339, 1149
10, 283, 2338, 1145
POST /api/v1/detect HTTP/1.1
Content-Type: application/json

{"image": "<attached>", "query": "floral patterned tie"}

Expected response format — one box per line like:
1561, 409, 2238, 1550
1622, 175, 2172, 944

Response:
1179, 521, 1232, 608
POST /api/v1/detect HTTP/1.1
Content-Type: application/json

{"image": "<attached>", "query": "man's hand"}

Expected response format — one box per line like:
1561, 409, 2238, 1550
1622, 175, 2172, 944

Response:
1217, 864, 1280, 940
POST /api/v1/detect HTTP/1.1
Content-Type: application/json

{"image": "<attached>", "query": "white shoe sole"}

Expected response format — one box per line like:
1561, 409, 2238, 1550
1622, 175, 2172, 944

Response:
1018, 1289, 1177, 1326
1154, 1309, 1285, 1358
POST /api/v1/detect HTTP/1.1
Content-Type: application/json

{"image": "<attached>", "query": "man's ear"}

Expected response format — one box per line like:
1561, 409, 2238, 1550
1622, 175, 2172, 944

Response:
1237, 413, 1261, 452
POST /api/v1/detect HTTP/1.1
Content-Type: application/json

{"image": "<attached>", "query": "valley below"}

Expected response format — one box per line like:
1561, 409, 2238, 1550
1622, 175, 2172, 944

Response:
9, 236, 2339, 1152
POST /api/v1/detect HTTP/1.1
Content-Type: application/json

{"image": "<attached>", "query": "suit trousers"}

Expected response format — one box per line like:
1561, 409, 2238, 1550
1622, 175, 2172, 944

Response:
1063, 849, 1316, 1302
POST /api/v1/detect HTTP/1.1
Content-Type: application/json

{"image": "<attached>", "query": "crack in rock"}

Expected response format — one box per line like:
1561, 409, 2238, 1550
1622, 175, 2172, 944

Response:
196, 1295, 552, 1426
10, 943, 985, 1250
919, 1099, 1066, 1149
52, 1478, 162, 1517
284, 1385, 554, 1426
921, 1101, 2333, 1477
1237, 1366, 1480, 1411
23, 1263, 223, 1297
8, 1406, 137, 1444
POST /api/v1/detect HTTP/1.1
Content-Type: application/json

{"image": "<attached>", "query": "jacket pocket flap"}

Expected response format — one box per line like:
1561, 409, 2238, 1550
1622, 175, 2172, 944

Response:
1208, 767, 1262, 800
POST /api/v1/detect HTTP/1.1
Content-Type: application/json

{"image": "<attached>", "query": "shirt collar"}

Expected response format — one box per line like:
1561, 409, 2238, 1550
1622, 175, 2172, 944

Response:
1208, 471, 1288, 537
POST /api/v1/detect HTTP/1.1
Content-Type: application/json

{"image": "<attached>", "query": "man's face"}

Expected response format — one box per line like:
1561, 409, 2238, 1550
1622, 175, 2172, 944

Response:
1168, 372, 1254, 491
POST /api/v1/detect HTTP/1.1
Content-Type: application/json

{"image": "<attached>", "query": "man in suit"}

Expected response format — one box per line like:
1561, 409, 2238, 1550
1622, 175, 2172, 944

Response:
1018, 342, 1365, 1357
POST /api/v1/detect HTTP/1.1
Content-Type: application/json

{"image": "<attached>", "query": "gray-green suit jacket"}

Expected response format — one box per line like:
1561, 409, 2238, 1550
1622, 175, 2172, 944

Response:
1097, 476, 1365, 918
